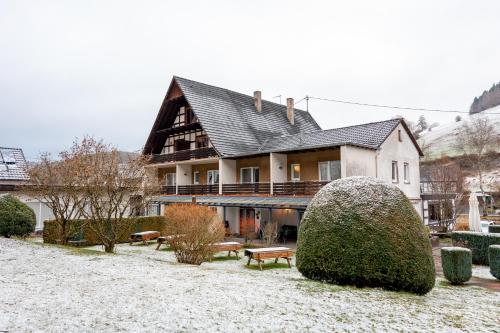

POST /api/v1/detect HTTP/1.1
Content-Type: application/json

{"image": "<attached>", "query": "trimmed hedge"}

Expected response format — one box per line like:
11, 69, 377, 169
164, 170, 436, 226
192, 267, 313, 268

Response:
0, 195, 36, 238
441, 247, 472, 285
451, 231, 500, 265
489, 245, 500, 279
43, 216, 167, 245
488, 224, 500, 233
296, 177, 436, 295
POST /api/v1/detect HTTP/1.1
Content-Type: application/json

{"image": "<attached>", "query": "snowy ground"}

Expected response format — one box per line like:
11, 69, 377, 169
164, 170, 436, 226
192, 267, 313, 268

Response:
1, 238, 499, 333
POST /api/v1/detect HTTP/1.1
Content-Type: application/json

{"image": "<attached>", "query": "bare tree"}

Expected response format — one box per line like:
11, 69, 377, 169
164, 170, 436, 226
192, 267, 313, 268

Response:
74, 137, 156, 253
25, 151, 86, 244
427, 157, 464, 231
453, 116, 498, 214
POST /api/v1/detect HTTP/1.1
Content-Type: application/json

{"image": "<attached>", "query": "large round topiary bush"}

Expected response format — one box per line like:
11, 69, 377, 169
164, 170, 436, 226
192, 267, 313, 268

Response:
0, 195, 36, 238
296, 176, 435, 295
441, 247, 472, 285
489, 245, 500, 280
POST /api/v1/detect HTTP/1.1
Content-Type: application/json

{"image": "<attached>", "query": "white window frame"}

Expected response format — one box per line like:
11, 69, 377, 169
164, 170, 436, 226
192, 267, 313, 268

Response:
165, 173, 176, 186
403, 162, 410, 184
240, 167, 259, 183
318, 161, 341, 181
291, 163, 301, 181
193, 171, 200, 185
392, 161, 399, 183
207, 170, 219, 185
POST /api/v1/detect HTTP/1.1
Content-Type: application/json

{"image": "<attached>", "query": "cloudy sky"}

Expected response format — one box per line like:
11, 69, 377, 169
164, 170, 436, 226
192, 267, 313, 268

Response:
1, 0, 499, 160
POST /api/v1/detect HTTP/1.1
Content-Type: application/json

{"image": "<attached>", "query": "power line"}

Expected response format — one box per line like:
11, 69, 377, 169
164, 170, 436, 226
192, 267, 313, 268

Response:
300, 96, 500, 115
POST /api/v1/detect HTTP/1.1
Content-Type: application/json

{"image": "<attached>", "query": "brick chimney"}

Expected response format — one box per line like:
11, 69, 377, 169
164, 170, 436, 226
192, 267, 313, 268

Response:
286, 98, 295, 125
254, 91, 262, 112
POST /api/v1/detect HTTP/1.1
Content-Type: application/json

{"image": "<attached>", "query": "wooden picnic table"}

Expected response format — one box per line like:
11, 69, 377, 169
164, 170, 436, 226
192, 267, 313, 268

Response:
129, 231, 160, 245
209, 242, 241, 260
244, 247, 293, 270
155, 234, 185, 250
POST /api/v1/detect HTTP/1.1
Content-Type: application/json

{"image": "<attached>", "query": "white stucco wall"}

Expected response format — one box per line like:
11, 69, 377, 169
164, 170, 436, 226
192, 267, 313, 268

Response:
219, 159, 236, 194
377, 123, 422, 217
175, 164, 192, 187
270, 153, 287, 194
340, 145, 377, 178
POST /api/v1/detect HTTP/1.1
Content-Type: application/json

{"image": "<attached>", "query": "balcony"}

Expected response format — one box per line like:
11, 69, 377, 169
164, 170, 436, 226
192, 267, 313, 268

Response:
151, 147, 218, 164
178, 184, 219, 195
158, 181, 329, 196
273, 181, 329, 196
222, 183, 271, 195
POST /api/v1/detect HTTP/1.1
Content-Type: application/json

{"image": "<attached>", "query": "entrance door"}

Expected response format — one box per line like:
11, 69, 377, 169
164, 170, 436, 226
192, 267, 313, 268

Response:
239, 208, 255, 238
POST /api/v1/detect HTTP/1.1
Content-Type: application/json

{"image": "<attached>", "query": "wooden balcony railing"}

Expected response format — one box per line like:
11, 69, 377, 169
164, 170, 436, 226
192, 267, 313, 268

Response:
151, 147, 218, 164
158, 181, 329, 196
178, 184, 219, 195
420, 181, 457, 194
222, 183, 271, 195
273, 181, 329, 196
160, 185, 176, 195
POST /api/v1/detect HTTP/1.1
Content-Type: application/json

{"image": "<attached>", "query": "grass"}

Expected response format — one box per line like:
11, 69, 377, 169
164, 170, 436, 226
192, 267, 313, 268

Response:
25, 238, 108, 256
244, 262, 291, 271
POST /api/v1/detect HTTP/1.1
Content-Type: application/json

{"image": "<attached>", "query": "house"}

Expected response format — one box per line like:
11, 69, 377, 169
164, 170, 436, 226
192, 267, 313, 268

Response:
0, 147, 55, 231
143, 77, 424, 238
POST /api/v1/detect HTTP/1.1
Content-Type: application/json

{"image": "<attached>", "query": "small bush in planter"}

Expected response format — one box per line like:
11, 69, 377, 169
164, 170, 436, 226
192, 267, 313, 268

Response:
489, 245, 500, 280
164, 204, 225, 265
0, 195, 36, 238
441, 247, 472, 285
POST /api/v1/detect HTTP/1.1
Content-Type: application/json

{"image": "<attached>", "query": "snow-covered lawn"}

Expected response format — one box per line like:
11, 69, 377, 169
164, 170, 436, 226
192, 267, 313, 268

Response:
1, 238, 499, 332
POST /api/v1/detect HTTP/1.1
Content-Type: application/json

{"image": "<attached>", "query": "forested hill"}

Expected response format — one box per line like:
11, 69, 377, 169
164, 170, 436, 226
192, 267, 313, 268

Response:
470, 82, 500, 114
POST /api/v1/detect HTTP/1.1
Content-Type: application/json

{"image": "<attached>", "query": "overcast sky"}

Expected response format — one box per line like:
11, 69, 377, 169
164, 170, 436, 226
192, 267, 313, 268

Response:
1, 1, 499, 160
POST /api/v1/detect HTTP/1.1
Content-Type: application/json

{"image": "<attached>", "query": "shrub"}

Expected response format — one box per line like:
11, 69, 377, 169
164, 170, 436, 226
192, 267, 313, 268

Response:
451, 231, 500, 265
489, 245, 500, 279
489, 225, 500, 233
164, 204, 224, 265
0, 195, 36, 238
453, 217, 469, 231
441, 247, 472, 284
296, 177, 435, 295
43, 216, 167, 245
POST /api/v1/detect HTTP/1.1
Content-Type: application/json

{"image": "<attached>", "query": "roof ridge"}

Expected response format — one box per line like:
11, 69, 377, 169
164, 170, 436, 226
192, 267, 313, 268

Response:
324, 118, 400, 132
259, 118, 401, 143
174, 75, 310, 113
0, 147, 23, 150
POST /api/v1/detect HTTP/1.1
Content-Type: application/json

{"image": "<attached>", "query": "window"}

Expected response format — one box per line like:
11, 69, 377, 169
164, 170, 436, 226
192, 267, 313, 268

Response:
240, 167, 259, 183
403, 163, 410, 183
0, 149, 16, 171
193, 171, 200, 184
318, 161, 341, 181
398, 129, 402, 142
165, 173, 176, 186
291, 164, 301, 181
391, 161, 399, 183
196, 135, 209, 148
207, 170, 219, 184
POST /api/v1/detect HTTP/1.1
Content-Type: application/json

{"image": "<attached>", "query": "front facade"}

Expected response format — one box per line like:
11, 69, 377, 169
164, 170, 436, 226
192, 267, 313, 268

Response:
143, 77, 424, 239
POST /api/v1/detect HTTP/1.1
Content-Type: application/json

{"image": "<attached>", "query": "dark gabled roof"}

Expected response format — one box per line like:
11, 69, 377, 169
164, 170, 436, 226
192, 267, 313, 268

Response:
256, 118, 424, 156
171, 77, 321, 157
0, 147, 29, 181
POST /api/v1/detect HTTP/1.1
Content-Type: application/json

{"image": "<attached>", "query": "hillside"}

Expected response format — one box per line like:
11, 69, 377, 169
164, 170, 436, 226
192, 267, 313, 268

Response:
470, 82, 500, 114
418, 105, 500, 160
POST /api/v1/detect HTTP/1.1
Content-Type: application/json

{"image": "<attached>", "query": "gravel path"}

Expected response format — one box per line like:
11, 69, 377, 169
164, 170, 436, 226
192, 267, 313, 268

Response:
0, 238, 499, 332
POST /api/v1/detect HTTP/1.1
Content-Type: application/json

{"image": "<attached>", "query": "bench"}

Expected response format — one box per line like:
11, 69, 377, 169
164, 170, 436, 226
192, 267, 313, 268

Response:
209, 242, 241, 260
244, 247, 293, 270
129, 231, 160, 245
155, 234, 186, 250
